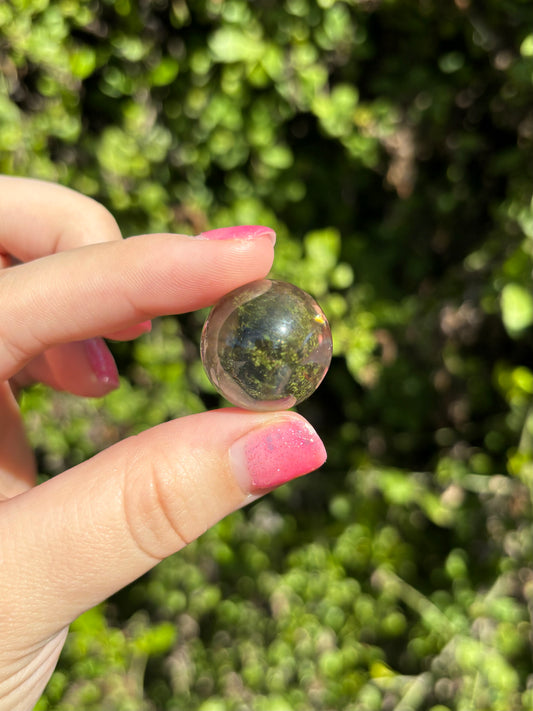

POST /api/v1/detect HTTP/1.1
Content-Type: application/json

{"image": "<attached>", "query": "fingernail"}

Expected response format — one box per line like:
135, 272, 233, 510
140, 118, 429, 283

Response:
83, 338, 120, 389
195, 225, 276, 245
230, 417, 327, 492
137, 320, 152, 334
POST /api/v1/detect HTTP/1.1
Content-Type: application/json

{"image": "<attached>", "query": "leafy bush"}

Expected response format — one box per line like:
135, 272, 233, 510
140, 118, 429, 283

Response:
1, 0, 532, 708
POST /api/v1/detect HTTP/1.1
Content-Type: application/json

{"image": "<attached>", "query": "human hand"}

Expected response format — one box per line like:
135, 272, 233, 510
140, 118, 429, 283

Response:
0, 177, 327, 711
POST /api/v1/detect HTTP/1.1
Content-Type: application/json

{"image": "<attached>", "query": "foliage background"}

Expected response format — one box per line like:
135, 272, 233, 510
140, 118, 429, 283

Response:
1, 0, 533, 709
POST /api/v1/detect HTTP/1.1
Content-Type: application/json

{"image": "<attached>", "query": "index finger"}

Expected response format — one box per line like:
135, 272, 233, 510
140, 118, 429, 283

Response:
0, 231, 275, 381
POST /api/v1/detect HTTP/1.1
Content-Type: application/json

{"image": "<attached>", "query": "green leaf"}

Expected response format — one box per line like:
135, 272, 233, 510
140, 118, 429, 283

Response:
304, 228, 341, 271
209, 27, 264, 64
520, 33, 533, 57
150, 57, 179, 86
501, 283, 533, 334
69, 46, 96, 79
133, 622, 176, 656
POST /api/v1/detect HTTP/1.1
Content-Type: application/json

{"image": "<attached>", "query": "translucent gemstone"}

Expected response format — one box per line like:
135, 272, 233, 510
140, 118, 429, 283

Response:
201, 279, 333, 411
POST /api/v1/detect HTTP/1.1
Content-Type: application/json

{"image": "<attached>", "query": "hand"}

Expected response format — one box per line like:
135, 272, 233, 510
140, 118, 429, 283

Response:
0, 177, 326, 711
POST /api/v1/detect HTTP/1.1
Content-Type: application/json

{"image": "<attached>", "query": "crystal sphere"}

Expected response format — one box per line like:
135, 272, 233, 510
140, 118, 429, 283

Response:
201, 279, 333, 411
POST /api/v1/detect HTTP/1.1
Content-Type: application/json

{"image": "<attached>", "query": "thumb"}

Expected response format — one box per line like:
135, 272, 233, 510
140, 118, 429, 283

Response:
0, 410, 326, 642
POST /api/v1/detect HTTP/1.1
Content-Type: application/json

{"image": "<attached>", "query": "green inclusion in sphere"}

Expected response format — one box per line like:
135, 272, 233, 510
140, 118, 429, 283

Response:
201, 279, 333, 411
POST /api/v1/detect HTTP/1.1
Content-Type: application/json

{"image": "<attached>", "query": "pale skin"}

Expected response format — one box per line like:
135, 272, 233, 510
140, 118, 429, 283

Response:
0, 177, 326, 710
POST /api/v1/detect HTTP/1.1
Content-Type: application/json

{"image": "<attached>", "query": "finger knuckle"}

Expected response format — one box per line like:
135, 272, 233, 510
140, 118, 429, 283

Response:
63, 196, 122, 248
121, 439, 204, 561
0, 275, 46, 377
85, 199, 122, 240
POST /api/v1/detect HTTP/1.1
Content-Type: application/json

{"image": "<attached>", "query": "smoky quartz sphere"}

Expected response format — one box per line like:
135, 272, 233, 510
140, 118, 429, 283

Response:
201, 279, 333, 411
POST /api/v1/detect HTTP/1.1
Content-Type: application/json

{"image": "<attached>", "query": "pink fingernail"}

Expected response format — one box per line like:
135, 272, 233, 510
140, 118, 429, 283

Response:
195, 225, 276, 244
138, 320, 152, 334
83, 337, 120, 389
230, 418, 327, 492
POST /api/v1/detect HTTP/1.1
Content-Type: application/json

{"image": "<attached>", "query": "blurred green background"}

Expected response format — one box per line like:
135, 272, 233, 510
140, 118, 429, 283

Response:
2, 0, 533, 709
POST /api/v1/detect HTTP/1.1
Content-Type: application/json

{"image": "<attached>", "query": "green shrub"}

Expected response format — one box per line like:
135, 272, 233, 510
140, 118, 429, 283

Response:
2, 0, 532, 708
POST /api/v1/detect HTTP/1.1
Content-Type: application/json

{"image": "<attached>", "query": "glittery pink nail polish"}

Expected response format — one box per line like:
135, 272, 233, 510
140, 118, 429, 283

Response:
230, 418, 327, 492
83, 337, 120, 389
195, 225, 276, 244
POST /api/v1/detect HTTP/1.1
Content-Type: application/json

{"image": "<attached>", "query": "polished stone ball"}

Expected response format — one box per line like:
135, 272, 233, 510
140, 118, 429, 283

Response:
201, 279, 333, 411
